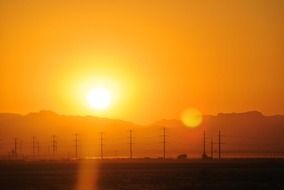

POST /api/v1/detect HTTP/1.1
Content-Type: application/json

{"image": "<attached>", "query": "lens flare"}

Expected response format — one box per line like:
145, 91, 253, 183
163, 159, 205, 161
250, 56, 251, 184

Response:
76, 160, 98, 190
181, 108, 203, 128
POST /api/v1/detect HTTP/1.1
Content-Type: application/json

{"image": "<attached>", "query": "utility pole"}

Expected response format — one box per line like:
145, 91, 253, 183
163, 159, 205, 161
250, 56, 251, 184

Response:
218, 129, 221, 160
202, 130, 207, 158
14, 138, 18, 159
51, 135, 57, 157
19, 140, 23, 158
100, 132, 104, 160
163, 127, 166, 160
32, 136, 36, 157
74, 133, 79, 159
48, 142, 50, 156
129, 130, 133, 159
37, 139, 40, 156
211, 138, 213, 159
0, 139, 2, 153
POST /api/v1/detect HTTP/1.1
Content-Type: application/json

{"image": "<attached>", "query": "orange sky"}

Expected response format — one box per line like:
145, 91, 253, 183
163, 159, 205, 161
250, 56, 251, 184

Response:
0, 0, 284, 124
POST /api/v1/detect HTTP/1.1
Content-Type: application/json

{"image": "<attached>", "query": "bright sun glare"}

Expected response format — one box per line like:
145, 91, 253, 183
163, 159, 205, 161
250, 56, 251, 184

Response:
86, 87, 112, 110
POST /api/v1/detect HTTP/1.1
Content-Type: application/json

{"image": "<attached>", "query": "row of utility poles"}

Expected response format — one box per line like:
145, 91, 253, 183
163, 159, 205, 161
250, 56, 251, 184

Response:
76, 128, 222, 160
203, 129, 223, 160
11, 138, 24, 158
100, 130, 134, 160
9, 128, 223, 160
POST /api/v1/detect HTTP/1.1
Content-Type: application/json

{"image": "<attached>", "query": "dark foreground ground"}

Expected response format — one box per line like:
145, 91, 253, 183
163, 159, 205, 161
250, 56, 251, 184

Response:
0, 159, 284, 190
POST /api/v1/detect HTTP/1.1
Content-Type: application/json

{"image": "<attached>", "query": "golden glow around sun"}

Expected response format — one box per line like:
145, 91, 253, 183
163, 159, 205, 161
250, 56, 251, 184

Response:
181, 108, 203, 128
87, 87, 112, 110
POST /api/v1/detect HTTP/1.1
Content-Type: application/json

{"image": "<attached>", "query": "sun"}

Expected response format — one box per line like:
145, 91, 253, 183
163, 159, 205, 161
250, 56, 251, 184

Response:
181, 108, 203, 128
86, 87, 112, 110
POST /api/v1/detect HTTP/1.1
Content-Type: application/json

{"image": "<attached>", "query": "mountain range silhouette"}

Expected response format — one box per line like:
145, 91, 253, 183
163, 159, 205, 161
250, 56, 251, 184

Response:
0, 110, 283, 158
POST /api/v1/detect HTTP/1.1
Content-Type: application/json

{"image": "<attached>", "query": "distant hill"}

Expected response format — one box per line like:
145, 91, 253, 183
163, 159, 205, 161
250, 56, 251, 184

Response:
0, 110, 284, 158
153, 111, 284, 138
152, 111, 284, 156
154, 111, 284, 132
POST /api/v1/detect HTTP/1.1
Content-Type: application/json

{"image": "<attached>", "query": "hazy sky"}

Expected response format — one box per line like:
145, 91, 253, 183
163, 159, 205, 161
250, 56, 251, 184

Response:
0, 0, 283, 124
